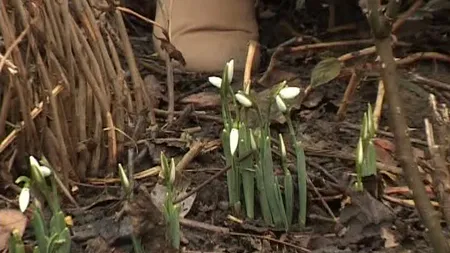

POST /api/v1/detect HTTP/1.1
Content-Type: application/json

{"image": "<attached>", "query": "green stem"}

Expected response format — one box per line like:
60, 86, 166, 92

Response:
261, 134, 283, 227
231, 155, 241, 214
239, 121, 255, 219
285, 112, 307, 227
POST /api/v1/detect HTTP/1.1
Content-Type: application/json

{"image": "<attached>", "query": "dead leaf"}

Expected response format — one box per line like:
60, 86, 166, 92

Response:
310, 58, 341, 88
380, 226, 399, 248
373, 138, 397, 166
150, 182, 196, 218
144, 75, 165, 108
252, 89, 286, 124
374, 144, 397, 166
180, 92, 220, 108
338, 191, 395, 246
412, 147, 425, 159
374, 138, 424, 160
0, 209, 27, 251
301, 90, 324, 108
258, 69, 300, 88
157, 37, 186, 66
373, 138, 395, 152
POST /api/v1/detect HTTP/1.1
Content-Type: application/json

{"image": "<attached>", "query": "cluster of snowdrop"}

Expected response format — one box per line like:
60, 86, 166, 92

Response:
207, 59, 308, 229
208, 59, 302, 156
17, 156, 52, 212
12, 156, 71, 253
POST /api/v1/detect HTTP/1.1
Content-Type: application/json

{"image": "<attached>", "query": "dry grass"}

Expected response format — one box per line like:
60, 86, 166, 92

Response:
0, 0, 156, 186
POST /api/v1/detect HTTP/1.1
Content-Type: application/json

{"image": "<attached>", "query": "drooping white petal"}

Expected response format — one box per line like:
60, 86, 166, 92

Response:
356, 138, 364, 166
169, 158, 176, 184
279, 86, 301, 100
229, 128, 239, 156
235, 92, 252, 108
208, 76, 222, 88
38, 166, 52, 177
227, 59, 234, 83
19, 187, 30, 212
362, 113, 368, 140
29, 156, 40, 169
276, 95, 287, 112
249, 129, 257, 151
279, 134, 287, 158
118, 164, 130, 191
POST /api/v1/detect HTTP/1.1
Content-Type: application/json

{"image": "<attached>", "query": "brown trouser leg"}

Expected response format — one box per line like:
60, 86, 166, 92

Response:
153, 0, 260, 73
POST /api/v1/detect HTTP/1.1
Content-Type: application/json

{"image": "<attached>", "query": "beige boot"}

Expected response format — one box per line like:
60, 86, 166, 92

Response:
153, 0, 260, 73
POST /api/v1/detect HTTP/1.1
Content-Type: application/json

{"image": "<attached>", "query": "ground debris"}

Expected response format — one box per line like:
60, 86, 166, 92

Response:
337, 190, 395, 248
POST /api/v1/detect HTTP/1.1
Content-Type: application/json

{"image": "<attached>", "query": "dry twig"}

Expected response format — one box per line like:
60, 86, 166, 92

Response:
364, 0, 449, 252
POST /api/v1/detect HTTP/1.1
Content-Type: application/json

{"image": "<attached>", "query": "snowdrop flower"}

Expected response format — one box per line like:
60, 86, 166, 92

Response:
118, 164, 130, 192
229, 127, 239, 156
208, 76, 222, 88
275, 95, 287, 112
279, 86, 301, 100
209, 59, 234, 88
279, 134, 287, 158
169, 158, 176, 184
362, 114, 369, 140
226, 59, 234, 83
29, 156, 40, 169
356, 138, 364, 166
235, 92, 252, 108
38, 165, 51, 177
249, 129, 257, 151
19, 187, 30, 212
29, 156, 51, 177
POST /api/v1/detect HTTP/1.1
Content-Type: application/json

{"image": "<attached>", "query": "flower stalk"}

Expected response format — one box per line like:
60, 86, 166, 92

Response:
160, 152, 181, 249
355, 104, 377, 191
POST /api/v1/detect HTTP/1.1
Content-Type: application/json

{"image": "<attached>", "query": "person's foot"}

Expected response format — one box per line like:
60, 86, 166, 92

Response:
153, 0, 260, 73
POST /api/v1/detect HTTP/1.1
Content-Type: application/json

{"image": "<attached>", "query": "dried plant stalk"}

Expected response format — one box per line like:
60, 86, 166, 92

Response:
0, 1, 38, 149
0, 0, 157, 182
426, 95, 450, 226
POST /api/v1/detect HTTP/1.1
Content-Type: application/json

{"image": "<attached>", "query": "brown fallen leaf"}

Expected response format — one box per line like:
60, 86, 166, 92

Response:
373, 138, 395, 152
144, 74, 165, 108
374, 137, 424, 160
374, 143, 397, 166
179, 92, 221, 108
156, 36, 186, 66
259, 69, 299, 88
0, 209, 28, 251
380, 226, 399, 248
338, 191, 395, 246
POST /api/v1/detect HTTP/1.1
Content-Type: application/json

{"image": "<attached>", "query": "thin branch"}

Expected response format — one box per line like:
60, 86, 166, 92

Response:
365, 0, 450, 252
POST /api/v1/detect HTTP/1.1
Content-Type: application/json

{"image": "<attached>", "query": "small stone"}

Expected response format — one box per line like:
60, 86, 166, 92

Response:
218, 201, 229, 210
